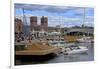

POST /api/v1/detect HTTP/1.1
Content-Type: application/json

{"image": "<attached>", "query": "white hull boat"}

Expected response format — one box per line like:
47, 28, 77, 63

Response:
76, 37, 93, 43
77, 39, 92, 43
63, 46, 88, 55
65, 48, 88, 55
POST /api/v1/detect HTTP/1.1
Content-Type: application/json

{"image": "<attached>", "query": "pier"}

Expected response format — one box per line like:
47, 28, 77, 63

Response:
15, 42, 59, 56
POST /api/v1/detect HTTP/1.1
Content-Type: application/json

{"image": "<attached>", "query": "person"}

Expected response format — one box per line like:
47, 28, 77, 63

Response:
28, 36, 32, 43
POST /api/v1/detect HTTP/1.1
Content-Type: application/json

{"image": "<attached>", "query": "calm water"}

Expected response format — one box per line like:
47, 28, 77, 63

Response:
15, 43, 94, 65
46, 43, 94, 63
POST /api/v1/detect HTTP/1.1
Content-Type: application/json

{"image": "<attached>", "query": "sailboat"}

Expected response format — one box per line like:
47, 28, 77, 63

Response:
15, 8, 59, 56
76, 8, 93, 43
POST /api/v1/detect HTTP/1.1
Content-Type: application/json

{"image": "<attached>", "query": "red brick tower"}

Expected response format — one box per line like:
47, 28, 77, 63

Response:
41, 16, 48, 31
30, 16, 37, 31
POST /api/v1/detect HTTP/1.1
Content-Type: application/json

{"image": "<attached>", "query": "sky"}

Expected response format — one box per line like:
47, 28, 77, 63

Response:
15, 4, 94, 27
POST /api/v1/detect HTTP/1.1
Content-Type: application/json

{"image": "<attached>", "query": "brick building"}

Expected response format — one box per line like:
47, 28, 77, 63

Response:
41, 16, 48, 31
30, 16, 48, 32
30, 16, 38, 31
15, 18, 23, 33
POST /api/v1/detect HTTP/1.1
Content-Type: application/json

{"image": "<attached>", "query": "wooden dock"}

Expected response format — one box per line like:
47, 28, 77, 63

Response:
15, 42, 59, 56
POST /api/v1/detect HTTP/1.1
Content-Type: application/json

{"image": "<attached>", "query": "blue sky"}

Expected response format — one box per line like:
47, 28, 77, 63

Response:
15, 4, 94, 27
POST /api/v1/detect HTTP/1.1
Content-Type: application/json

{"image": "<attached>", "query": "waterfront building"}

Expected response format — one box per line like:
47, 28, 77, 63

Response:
30, 16, 48, 38
30, 16, 38, 31
15, 18, 23, 33
41, 16, 48, 31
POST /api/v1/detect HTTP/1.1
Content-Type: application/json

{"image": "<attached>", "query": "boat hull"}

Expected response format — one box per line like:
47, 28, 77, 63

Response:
64, 48, 88, 55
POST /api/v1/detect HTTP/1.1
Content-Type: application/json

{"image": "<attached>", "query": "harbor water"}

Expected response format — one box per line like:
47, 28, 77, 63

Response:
46, 43, 94, 63
15, 42, 94, 65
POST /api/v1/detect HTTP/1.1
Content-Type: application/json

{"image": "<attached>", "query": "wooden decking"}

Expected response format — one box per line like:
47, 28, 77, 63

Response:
15, 42, 59, 55
64, 35, 82, 42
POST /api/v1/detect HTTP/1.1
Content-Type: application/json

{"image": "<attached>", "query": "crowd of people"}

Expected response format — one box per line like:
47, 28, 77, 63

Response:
15, 32, 32, 42
15, 32, 47, 43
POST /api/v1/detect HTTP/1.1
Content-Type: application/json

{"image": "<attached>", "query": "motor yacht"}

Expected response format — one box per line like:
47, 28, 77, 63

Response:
63, 45, 88, 55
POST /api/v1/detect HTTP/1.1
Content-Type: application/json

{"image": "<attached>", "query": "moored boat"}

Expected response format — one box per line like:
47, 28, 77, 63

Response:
63, 45, 88, 55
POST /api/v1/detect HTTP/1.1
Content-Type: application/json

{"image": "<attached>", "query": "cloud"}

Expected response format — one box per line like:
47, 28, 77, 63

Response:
15, 3, 94, 19
15, 3, 92, 14
15, 4, 94, 27
15, 14, 94, 27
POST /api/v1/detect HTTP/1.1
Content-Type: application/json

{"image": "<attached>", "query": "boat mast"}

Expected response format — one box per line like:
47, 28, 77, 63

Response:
22, 8, 29, 35
83, 7, 86, 37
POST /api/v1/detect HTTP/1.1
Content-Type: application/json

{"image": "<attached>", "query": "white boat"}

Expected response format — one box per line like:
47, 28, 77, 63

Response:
76, 37, 93, 43
47, 38, 67, 47
63, 45, 88, 55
